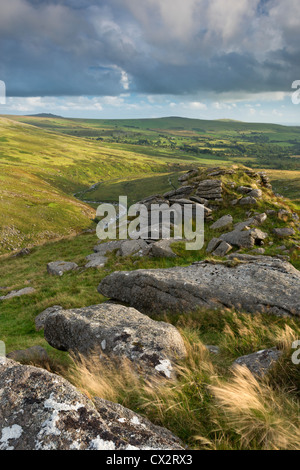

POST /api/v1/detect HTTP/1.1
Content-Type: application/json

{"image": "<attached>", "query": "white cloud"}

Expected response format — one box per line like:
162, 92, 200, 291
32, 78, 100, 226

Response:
120, 71, 130, 90
186, 101, 207, 110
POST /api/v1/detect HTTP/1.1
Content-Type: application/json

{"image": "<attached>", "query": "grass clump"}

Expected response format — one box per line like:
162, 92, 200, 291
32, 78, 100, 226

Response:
48, 312, 300, 451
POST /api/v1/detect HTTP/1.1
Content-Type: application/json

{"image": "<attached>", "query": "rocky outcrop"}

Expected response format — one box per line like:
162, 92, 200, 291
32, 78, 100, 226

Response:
98, 258, 300, 317
195, 179, 222, 200
0, 360, 182, 450
233, 348, 282, 377
44, 303, 187, 379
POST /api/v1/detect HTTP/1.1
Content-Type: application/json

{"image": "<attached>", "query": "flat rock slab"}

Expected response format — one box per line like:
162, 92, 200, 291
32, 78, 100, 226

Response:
273, 227, 296, 238
233, 348, 282, 377
0, 360, 182, 450
211, 214, 233, 231
0, 287, 36, 301
44, 303, 187, 379
47, 261, 78, 276
234, 213, 267, 231
94, 240, 150, 258
94, 240, 124, 255
98, 259, 300, 317
85, 253, 108, 268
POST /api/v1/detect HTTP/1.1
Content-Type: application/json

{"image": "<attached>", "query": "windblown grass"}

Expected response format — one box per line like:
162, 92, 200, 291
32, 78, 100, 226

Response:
56, 316, 300, 450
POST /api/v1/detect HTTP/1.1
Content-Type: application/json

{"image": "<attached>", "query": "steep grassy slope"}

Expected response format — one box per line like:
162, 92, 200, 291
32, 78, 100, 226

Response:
0, 117, 185, 253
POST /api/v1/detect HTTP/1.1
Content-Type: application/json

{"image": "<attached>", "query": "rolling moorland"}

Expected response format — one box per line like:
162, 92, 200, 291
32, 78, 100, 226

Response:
0, 114, 300, 254
0, 115, 300, 450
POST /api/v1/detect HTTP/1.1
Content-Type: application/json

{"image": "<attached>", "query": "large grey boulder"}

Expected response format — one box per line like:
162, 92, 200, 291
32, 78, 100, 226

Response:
0, 287, 36, 301
233, 348, 282, 377
47, 261, 78, 276
44, 303, 187, 379
220, 228, 268, 248
0, 360, 182, 450
35, 305, 63, 331
98, 258, 300, 317
93, 398, 182, 449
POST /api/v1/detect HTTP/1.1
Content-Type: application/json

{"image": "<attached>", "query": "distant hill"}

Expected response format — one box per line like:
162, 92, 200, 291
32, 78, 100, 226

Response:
26, 113, 63, 119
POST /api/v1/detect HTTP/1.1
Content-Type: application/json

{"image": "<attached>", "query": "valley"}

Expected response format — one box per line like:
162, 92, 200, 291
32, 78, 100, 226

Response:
1, 115, 300, 253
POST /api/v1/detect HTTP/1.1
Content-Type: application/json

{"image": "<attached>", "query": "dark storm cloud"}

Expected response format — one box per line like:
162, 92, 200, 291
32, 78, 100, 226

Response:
0, 0, 299, 97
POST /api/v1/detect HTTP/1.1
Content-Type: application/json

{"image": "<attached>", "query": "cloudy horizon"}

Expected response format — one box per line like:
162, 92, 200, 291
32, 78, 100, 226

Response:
0, 0, 300, 124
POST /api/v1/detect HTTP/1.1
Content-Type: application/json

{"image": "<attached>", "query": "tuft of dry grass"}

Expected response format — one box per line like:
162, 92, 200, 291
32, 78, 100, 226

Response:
210, 366, 300, 450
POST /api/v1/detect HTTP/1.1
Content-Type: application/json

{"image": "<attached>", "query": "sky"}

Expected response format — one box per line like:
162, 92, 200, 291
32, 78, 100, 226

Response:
0, 0, 300, 124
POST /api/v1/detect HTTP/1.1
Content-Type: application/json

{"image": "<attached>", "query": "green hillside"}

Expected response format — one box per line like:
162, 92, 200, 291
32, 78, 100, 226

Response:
9, 114, 300, 171
0, 116, 185, 253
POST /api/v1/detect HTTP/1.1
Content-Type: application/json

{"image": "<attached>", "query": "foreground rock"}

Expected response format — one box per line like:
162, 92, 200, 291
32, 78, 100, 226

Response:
98, 258, 300, 317
35, 305, 63, 331
47, 261, 78, 276
93, 398, 182, 449
44, 303, 187, 379
233, 348, 282, 377
0, 287, 36, 301
0, 360, 182, 450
